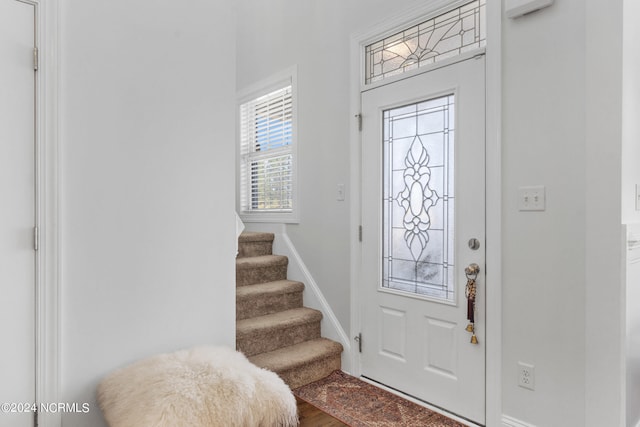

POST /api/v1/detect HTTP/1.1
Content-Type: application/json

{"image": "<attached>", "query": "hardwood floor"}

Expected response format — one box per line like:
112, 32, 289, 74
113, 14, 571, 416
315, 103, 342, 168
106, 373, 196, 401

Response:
297, 397, 348, 427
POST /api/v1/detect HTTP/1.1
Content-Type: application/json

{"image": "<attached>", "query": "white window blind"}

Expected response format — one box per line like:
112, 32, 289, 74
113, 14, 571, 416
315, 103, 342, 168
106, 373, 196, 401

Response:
239, 85, 294, 213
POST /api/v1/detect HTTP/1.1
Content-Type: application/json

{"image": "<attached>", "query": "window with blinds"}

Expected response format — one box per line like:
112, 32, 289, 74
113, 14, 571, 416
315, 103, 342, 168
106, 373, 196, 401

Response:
239, 84, 294, 215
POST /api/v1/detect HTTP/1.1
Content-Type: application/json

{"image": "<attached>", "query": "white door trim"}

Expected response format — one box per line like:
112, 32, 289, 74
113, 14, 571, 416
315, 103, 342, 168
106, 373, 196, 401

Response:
484, 1, 502, 426
348, 1, 502, 425
27, 0, 61, 425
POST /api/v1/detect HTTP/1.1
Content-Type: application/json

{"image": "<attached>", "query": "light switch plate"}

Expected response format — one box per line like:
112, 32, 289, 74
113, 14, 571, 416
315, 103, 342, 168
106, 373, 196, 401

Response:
518, 186, 546, 211
636, 184, 640, 211
337, 184, 346, 201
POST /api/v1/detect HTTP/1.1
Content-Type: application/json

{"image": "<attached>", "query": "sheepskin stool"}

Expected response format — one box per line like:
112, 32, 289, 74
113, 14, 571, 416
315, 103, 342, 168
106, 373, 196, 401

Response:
97, 346, 298, 427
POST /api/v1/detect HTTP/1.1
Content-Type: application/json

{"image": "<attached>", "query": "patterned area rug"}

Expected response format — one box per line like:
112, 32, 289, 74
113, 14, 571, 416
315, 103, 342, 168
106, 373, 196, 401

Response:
293, 371, 467, 427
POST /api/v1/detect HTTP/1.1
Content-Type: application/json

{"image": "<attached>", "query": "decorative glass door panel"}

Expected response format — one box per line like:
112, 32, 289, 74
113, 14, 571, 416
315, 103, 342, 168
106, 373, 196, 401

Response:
382, 95, 455, 302
360, 55, 485, 424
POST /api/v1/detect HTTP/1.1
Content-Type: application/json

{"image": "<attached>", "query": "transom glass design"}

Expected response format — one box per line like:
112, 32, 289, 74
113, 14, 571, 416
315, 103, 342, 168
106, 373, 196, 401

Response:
365, 0, 486, 84
382, 94, 455, 301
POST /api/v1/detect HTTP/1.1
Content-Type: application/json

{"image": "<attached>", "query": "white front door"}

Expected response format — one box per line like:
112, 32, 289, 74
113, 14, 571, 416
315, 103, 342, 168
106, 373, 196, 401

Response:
360, 56, 486, 424
0, 1, 37, 426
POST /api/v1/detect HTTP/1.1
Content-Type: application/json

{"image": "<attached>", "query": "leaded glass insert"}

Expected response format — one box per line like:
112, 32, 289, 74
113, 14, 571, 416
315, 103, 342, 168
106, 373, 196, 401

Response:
365, 0, 486, 84
383, 94, 455, 301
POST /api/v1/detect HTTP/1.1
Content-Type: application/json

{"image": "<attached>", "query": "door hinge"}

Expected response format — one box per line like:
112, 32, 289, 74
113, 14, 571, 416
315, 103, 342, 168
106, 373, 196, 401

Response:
358, 225, 362, 242
34, 226, 39, 251
354, 333, 362, 353
34, 407, 39, 426
33, 47, 39, 71
355, 113, 362, 131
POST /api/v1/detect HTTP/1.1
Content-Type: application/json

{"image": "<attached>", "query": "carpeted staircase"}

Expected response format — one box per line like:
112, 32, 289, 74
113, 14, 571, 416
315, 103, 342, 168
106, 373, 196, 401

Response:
236, 231, 343, 389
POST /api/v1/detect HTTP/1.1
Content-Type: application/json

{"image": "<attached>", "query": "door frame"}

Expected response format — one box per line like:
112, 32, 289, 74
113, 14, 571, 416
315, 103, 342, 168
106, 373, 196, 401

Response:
348, 1, 502, 425
20, 0, 61, 426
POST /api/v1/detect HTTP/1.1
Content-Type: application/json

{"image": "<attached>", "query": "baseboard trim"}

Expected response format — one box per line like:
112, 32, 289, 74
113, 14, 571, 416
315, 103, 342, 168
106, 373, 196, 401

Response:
277, 232, 353, 371
243, 223, 352, 372
502, 414, 537, 427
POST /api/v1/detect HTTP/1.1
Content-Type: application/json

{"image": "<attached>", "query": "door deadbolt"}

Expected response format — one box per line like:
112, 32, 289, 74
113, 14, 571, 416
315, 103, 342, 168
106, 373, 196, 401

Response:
468, 238, 480, 250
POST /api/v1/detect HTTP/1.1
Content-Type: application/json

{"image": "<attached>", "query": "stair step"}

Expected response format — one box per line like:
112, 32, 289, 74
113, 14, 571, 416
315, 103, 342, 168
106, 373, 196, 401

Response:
238, 232, 275, 258
236, 280, 304, 320
249, 338, 343, 389
236, 255, 288, 287
236, 307, 322, 357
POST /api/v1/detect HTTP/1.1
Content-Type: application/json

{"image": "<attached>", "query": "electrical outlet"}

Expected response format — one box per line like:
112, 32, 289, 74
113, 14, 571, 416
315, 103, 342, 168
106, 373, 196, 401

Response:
518, 186, 545, 211
518, 362, 535, 390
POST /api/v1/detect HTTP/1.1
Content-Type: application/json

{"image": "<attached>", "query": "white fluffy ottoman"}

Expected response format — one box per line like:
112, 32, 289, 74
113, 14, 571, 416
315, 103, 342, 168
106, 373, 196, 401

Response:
97, 346, 298, 427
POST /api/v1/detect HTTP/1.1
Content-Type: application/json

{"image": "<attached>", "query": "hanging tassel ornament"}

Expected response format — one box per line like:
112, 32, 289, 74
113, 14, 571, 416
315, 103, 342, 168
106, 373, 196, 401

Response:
465, 277, 476, 323
464, 267, 479, 345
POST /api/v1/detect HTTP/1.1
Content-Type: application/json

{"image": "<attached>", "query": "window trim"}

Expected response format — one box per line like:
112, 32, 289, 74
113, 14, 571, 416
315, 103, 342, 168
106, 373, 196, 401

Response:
236, 66, 299, 223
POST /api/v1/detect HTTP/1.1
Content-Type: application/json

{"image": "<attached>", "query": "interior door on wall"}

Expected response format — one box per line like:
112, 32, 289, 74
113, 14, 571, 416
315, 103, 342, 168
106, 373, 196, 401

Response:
360, 56, 486, 424
0, 1, 36, 426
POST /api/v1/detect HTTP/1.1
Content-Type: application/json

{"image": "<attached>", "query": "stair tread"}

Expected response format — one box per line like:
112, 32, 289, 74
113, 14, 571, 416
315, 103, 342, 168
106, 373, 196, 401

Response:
236, 307, 322, 336
249, 338, 343, 372
236, 280, 304, 299
236, 255, 288, 269
239, 232, 275, 243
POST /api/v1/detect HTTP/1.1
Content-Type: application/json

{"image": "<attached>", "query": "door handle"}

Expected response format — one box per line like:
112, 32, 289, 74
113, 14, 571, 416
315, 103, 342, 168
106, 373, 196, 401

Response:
465, 263, 480, 277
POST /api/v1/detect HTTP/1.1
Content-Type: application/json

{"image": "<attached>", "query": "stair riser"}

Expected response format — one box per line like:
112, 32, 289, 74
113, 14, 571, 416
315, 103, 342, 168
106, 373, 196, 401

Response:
237, 241, 273, 258
236, 232, 343, 388
237, 322, 321, 357
236, 264, 287, 287
278, 355, 342, 390
237, 292, 303, 320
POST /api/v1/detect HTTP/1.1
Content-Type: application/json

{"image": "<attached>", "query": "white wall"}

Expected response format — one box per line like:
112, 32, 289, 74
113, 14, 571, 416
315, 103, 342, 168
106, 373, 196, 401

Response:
585, 0, 625, 425
498, 2, 629, 420
622, 0, 640, 225
623, 3, 640, 425
60, 1, 236, 425
235, 0, 422, 336
502, 1, 625, 425
626, 225, 640, 427
501, 1, 587, 424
